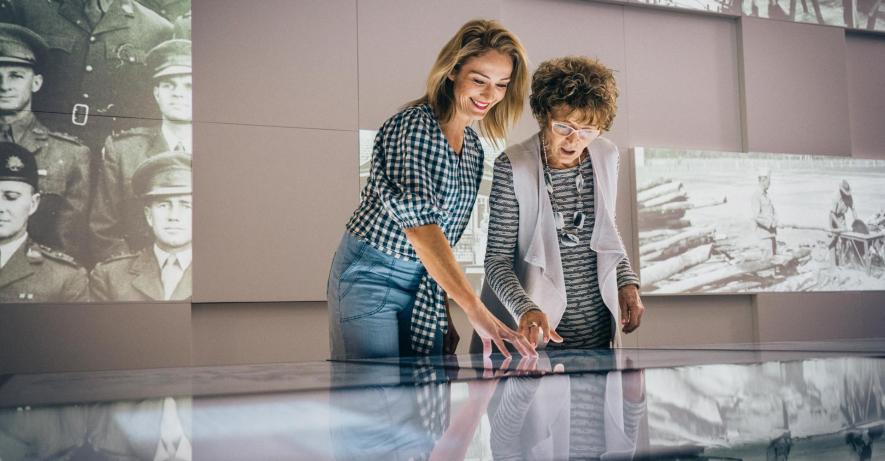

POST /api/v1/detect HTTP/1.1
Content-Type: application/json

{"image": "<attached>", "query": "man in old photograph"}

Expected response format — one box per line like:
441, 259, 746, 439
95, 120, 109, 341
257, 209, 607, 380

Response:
90, 152, 191, 301
751, 167, 778, 256
0, 0, 174, 152
0, 23, 91, 264
90, 38, 191, 263
830, 179, 857, 231
0, 142, 88, 302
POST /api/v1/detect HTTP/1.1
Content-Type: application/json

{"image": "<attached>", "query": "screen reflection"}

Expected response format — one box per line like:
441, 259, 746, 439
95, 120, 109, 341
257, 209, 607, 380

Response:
0, 352, 881, 460
0, 397, 191, 461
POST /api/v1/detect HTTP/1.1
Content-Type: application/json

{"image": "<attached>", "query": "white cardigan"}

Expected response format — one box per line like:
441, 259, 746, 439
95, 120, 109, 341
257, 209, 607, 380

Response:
480, 133, 627, 347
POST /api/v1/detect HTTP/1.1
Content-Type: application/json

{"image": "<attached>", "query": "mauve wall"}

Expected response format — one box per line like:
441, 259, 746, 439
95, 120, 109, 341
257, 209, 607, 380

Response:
2, 0, 883, 373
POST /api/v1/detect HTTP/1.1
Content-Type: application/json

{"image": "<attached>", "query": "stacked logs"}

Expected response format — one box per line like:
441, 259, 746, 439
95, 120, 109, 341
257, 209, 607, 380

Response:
638, 179, 816, 292
637, 179, 723, 287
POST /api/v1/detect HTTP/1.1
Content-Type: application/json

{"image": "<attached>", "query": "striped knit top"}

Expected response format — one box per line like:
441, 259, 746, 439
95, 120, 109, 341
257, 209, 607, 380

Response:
485, 153, 640, 349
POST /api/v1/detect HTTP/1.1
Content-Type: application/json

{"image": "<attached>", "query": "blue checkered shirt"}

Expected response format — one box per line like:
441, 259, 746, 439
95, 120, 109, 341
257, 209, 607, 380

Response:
346, 104, 484, 354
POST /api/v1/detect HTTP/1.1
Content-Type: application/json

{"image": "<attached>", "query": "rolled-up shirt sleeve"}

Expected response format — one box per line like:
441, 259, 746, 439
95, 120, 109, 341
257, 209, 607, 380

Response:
376, 110, 444, 229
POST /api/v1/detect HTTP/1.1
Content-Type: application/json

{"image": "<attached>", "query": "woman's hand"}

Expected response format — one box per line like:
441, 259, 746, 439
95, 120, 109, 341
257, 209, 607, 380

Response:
518, 309, 563, 347
618, 284, 645, 333
467, 303, 537, 358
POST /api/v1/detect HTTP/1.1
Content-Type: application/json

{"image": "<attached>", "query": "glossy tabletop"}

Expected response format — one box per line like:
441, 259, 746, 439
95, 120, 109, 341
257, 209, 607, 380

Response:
1, 340, 883, 460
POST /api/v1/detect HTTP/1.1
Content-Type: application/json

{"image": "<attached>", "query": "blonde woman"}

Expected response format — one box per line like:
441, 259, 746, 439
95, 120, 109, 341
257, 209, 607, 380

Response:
328, 19, 535, 359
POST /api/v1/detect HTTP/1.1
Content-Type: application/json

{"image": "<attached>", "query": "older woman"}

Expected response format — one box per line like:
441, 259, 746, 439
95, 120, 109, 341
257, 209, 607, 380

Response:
328, 19, 535, 360
472, 56, 645, 353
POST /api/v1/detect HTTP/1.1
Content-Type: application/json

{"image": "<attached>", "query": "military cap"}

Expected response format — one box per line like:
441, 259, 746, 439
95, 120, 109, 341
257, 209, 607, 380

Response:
145, 39, 192, 79
0, 142, 38, 189
131, 152, 192, 198
0, 23, 48, 67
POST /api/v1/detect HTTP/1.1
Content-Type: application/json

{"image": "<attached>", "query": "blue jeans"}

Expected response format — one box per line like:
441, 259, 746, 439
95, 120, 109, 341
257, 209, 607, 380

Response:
328, 232, 443, 359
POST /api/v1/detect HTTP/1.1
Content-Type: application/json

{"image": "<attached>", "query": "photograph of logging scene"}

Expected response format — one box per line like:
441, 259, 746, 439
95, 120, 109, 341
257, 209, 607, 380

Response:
633, 147, 885, 294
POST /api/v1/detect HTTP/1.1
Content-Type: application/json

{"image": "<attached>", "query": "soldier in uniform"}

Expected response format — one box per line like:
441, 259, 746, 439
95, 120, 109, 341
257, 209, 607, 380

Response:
136, 0, 190, 23
0, 23, 91, 263
90, 38, 190, 262
751, 167, 777, 256
0, 0, 173, 152
0, 142, 88, 302
91, 151, 191, 301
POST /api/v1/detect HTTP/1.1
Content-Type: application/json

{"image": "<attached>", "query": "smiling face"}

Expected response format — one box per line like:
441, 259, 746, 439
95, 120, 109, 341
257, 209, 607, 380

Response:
0, 180, 38, 244
145, 194, 192, 252
153, 74, 192, 123
0, 65, 41, 115
448, 49, 513, 125
541, 105, 601, 169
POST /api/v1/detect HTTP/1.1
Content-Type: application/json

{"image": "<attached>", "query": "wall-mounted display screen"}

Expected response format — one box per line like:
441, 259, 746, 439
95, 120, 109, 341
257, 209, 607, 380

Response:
634, 147, 885, 294
742, 0, 884, 31
632, 0, 884, 31
0, 1, 192, 302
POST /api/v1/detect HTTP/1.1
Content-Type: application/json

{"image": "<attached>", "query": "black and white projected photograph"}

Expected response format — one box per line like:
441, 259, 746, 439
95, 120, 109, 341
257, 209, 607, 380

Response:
743, 0, 885, 30
632, 0, 743, 15
646, 357, 884, 459
634, 148, 885, 295
360, 130, 500, 292
0, 1, 192, 303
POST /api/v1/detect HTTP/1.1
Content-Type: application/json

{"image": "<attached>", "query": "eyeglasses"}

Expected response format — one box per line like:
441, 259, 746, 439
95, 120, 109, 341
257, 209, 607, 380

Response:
551, 121, 601, 141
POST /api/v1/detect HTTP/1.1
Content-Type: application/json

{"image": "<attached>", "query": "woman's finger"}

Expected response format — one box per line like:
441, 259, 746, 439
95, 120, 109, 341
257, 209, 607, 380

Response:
505, 330, 537, 357
547, 325, 564, 343
493, 336, 511, 359
482, 337, 493, 358
528, 323, 539, 347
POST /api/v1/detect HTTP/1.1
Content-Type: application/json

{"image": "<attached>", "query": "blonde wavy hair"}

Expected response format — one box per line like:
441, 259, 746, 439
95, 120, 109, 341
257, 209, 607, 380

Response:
409, 19, 529, 143
529, 56, 619, 131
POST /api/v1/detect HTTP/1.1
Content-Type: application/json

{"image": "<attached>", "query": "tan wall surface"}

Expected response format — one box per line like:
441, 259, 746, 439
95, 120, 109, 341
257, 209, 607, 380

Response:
3, 0, 883, 372
0, 304, 191, 374
739, 17, 853, 156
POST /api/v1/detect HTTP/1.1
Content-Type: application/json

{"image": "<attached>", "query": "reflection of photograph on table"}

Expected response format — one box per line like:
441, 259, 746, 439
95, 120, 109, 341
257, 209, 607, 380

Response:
0, 396, 192, 460
634, 147, 885, 294
645, 357, 884, 458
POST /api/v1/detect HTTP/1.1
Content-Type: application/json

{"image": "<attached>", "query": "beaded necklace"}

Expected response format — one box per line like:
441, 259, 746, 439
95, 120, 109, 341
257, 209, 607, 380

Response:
540, 132, 588, 247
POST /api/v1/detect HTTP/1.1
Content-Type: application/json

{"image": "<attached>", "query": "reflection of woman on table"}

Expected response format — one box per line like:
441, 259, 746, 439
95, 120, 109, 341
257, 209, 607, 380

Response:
489, 365, 646, 460
473, 56, 644, 353
327, 20, 534, 359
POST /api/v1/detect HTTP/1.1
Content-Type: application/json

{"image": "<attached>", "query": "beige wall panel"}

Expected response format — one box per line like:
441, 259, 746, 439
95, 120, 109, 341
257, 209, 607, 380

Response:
192, 124, 358, 302
845, 33, 885, 159
739, 17, 851, 155
357, 0, 502, 130
635, 295, 757, 346
0, 304, 191, 374
192, 302, 329, 364
625, 8, 742, 152
755, 292, 885, 342
502, 0, 630, 146
192, 0, 358, 130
